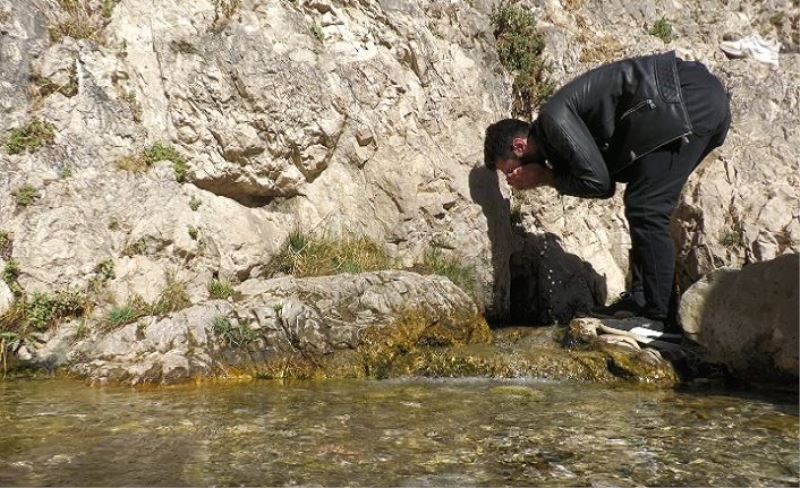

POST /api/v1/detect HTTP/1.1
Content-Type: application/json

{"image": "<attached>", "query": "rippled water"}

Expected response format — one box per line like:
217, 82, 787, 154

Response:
0, 378, 797, 486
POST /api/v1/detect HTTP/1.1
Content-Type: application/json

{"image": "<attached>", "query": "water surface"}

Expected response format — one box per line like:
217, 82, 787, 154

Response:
0, 378, 797, 486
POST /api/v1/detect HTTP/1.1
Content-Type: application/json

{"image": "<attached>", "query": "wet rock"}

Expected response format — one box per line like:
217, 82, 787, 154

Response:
679, 253, 799, 384
19, 271, 489, 384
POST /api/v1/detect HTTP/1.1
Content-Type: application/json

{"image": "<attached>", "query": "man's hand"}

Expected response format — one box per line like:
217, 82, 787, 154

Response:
506, 164, 554, 190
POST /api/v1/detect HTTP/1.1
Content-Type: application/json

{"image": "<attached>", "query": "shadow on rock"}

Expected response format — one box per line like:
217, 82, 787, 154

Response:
468, 166, 607, 326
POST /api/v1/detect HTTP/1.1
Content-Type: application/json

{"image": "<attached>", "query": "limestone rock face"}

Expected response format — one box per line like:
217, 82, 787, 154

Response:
679, 254, 799, 382
0, 0, 796, 338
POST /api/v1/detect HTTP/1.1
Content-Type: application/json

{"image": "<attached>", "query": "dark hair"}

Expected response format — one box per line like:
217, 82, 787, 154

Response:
483, 118, 530, 170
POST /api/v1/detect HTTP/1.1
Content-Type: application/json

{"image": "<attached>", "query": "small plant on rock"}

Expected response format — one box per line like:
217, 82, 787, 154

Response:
649, 18, 676, 43
0, 232, 11, 260
96, 258, 115, 281
151, 273, 191, 315
5, 119, 56, 155
208, 279, 234, 300
265, 231, 392, 278
189, 196, 202, 211
490, 1, 554, 118
122, 238, 147, 256
106, 305, 138, 328
310, 22, 324, 43
144, 142, 188, 182
13, 185, 40, 208
2, 260, 20, 286
212, 315, 257, 348
188, 226, 199, 241
47, 0, 118, 44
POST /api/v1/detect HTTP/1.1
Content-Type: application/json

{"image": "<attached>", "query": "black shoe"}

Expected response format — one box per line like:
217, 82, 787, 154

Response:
591, 292, 645, 319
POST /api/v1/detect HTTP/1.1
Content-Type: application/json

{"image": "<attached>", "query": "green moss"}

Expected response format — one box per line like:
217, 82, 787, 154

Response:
189, 196, 202, 211
5, 120, 55, 155
188, 226, 199, 241
490, 1, 554, 118
208, 279, 234, 300
649, 17, 676, 43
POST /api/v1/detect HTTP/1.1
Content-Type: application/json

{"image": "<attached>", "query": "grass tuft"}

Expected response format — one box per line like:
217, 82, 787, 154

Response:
212, 315, 258, 348
265, 231, 392, 278
5, 120, 56, 155
208, 279, 234, 300
418, 245, 478, 300
48, 0, 118, 44
13, 185, 40, 208
189, 196, 202, 211
150, 273, 191, 316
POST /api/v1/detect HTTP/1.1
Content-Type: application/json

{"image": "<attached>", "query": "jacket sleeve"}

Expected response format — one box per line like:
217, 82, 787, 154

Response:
537, 108, 615, 199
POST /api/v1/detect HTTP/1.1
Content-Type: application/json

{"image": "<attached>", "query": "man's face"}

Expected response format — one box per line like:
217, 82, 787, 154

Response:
496, 157, 522, 177
495, 136, 529, 176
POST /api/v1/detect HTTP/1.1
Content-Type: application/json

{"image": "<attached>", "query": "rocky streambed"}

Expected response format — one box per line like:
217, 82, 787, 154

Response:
1, 378, 797, 486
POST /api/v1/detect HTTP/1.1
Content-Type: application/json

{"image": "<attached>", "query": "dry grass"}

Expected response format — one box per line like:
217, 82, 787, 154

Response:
116, 154, 148, 173
577, 33, 623, 64
46, 0, 119, 44
563, 0, 585, 12
265, 232, 393, 278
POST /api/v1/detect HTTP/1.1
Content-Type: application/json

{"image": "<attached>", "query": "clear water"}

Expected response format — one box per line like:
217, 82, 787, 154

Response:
0, 378, 797, 486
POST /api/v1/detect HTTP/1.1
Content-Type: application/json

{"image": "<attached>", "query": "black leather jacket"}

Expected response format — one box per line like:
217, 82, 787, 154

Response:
530, 51, 693, 198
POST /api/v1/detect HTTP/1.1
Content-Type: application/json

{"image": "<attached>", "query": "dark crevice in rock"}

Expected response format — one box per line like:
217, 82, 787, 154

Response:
191, 180, 277, 208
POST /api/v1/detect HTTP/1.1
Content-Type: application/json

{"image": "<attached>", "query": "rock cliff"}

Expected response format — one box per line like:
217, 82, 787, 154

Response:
0, 0, 796, 383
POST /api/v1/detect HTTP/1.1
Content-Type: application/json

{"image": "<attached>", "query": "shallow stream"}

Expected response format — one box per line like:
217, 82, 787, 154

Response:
1, 379, 797, 486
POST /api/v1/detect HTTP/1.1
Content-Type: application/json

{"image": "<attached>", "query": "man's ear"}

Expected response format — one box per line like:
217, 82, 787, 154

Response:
511, 137, 528, 157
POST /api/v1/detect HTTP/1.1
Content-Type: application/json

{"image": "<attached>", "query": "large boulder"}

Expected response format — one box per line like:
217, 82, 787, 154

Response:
679, 253, 799, 383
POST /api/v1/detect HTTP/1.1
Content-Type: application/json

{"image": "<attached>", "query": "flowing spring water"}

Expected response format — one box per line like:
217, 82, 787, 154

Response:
0, 378, 797, 486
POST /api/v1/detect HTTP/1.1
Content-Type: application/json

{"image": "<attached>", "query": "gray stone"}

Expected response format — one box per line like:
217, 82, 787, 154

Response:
679, 253, 799, 382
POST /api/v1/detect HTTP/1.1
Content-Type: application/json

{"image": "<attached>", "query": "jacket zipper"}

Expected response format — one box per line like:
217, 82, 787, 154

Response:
620, 98, 656, 120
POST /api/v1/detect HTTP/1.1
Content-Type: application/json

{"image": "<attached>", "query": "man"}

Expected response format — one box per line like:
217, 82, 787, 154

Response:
483, 50, 731, 337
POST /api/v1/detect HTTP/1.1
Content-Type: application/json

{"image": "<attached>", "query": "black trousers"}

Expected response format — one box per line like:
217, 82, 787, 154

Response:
616, 71, 731, 320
